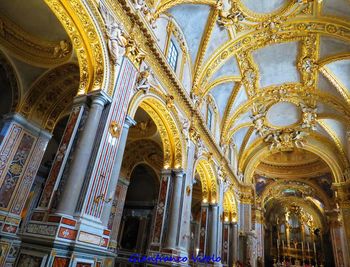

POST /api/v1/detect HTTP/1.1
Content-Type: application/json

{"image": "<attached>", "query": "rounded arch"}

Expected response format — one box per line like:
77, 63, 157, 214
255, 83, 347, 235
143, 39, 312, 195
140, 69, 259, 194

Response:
18, 63, 80, 132
223, 189, 238, 222
194, 158, 218, 203
128, 89, 185, 169
0, 50, 22, 115
260, 179, 333, 211
44, 0, 111, 95
121, 139, 163, 179
241, 136, 346, 184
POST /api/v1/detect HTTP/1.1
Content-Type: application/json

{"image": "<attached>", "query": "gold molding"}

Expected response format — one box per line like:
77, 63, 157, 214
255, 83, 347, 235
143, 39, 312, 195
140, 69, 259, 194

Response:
44, 0, 106, 95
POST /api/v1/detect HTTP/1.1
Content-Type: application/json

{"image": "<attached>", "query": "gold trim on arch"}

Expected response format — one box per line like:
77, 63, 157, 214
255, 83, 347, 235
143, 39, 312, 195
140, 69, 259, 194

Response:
44, 0, 106, 95
241, 134, 346, 184
195, 159, 218, 204
129, 90, 185, 169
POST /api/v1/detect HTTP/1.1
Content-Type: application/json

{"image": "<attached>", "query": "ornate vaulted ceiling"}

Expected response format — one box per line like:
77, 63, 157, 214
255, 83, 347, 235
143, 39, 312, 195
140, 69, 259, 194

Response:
151, 0, 350, 186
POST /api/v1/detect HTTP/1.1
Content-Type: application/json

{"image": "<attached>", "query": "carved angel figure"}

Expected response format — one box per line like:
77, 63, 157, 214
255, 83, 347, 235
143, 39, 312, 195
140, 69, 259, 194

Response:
180, 116, 190, 140
100, 3, 128, 65
292, 130, 307, 148
53, 40, 71, 58
135, 67, 151, 93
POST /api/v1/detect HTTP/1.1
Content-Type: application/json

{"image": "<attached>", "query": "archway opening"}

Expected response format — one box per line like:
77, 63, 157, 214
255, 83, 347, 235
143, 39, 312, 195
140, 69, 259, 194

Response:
119, 163, 160, 253
190, 173, 203, 256
255, 149, 336, 266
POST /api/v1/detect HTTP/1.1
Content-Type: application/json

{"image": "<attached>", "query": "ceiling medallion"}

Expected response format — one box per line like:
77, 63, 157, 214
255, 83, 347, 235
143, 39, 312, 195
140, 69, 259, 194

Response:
250, 98, 317, 151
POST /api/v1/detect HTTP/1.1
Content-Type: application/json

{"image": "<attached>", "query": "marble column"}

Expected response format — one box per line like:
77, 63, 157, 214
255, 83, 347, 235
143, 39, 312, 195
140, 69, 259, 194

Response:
166, 169, 185, 250
177, 139, 196, 255
0, 113, 51, 266
76, 59, 139, 221
222, 222, 230, 266
238, 201, 255, 265
198, 204, 209, 255
328, 209, 350, 267
255, 207, 264, 265
208, 203, 222, 265
108, 178, 129, 250
149, 169, 172, 251
331, 182, 350, 266
36, 96, 87, 214
56, 92, 110, 216
231, 222, 239, 264
101, 115, 136, 226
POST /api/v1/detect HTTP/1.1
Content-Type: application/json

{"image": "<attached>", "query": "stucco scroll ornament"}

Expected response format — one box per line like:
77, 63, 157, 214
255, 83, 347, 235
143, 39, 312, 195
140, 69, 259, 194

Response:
99, 3, 128, 65
135, 66, 151, 94
299, 102, 317, 130
217, 0, 244, 29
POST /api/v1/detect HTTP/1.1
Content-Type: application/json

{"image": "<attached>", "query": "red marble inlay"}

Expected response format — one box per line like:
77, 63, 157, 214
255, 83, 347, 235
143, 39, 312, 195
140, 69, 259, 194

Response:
2, 224, 17, 233
48, 216, 61, 223
61, 217, 76, 226
103, 229, 110, 236
199, 207, 207, 253
152, 176, 168, 243
58, 227, 77, 240
53, 257, 70, 267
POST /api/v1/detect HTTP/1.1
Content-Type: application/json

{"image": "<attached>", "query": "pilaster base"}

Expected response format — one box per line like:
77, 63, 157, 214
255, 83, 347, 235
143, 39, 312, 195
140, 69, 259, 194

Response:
19, 214, 115, 266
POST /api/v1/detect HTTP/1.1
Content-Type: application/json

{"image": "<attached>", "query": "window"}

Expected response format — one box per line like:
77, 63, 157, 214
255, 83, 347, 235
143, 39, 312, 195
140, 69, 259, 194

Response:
207, 108, 213, 130
167, 40, 178, 70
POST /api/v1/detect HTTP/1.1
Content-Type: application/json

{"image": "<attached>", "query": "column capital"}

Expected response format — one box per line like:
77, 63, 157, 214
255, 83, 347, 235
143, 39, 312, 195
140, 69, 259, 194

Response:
325, 209, 343, 227
333, 181, 350, 206
161, 168, 172, 176
2, 112, 51, 139
124, 115, 136, 129
172, 168, 185, 177
73, 94, 88, 106
88, 90, 112, 106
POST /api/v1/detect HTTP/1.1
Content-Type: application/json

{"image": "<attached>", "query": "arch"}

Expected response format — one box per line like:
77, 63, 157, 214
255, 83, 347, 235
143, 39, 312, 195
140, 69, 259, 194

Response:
121, 139, 163, 179
0, 50, 22, 114
223, 189, 238, 222
44, 0, 110, 95
241, 136, 346, 184
128, 89, 185, 169
18, 63, 80, 132
194, 158, 218, 203
260, 178, 333, 212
